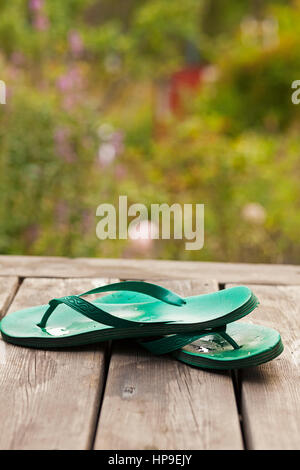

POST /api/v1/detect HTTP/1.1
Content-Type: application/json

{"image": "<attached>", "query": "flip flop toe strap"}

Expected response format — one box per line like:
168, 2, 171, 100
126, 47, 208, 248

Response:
37, 281, 186, 329
139, 326, 240, 355
80, 281, 186, 306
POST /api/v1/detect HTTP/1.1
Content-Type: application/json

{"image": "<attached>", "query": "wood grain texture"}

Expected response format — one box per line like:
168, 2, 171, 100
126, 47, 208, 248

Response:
0, 277, 116, 450
227, 283, 300, 450
95, 280, 243, 450
0, 255, 299, 284
0, 276, 19, 318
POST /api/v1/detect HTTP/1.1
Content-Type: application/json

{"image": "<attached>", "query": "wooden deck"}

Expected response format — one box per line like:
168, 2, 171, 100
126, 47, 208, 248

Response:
0, 255, 299, 450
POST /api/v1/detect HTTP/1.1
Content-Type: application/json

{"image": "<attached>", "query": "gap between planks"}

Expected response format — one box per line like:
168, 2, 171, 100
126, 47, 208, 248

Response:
0, 276, 22, 319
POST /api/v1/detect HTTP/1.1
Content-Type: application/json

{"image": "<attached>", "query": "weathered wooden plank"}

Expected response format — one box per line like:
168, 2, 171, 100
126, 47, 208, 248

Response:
0, 255, 299, 284
227, 283, 300, 450
0, 276, 19, 318
95, 280, 243, 450
0, 277, 116, 450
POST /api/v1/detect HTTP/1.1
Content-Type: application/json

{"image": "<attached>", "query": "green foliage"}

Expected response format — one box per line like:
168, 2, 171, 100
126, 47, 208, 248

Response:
0, 0, 299, 263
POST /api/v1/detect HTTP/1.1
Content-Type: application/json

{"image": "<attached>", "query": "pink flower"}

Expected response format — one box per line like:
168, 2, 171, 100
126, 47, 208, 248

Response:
56, 67, 85, 109
98, 143, 116, 167
33, 13, 49, 31
68, 30, 84, 57
11, 52, 25, 66
56, 67, 83, 92
29, 0, 43, 11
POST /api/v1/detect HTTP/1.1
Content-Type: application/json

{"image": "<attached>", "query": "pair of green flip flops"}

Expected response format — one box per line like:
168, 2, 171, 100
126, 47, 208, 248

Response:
0, 281, 283, 370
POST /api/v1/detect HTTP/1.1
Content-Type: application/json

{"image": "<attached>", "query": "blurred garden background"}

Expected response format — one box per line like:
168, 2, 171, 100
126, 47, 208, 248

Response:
0, 0, 300, 263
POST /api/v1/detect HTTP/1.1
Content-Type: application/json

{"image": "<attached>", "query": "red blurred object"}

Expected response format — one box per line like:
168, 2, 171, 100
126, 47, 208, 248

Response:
169, 66, 204, 112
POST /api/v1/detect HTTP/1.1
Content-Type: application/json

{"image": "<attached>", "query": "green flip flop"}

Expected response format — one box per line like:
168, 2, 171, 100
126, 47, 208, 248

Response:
93, 288, 282, 370
0, 281, 258, 349
139, 323, 284, 370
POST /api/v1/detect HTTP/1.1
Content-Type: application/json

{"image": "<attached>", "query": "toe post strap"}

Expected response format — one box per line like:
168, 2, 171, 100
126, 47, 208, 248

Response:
140, 325, 241, 355
217, 331, 240, 350
80, 281, 186, 306
37, 281, 186, 330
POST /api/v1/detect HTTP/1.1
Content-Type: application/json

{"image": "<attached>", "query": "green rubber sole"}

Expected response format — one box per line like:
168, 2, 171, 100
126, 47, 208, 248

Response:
0, 286, 258, 349
172, 322, 284, 370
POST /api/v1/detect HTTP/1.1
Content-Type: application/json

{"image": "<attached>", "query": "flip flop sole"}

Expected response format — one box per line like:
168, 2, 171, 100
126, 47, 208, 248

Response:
172, 322, 283, 370
0, 287, 258, 348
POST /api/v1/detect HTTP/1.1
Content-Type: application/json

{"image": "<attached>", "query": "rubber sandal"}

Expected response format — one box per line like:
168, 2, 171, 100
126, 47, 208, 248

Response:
0, 281, 258, 349
139, 323, 284, 370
